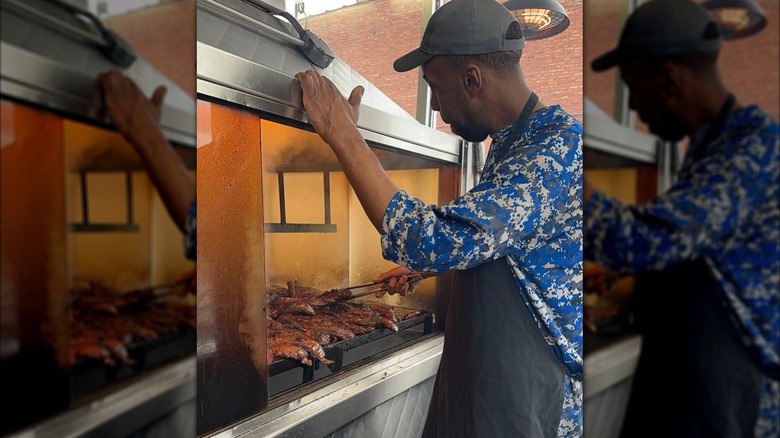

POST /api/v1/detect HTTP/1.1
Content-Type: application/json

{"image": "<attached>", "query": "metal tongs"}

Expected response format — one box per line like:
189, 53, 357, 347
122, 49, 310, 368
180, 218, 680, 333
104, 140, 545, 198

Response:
342, 273, 425, 300
125, 278, 192, 301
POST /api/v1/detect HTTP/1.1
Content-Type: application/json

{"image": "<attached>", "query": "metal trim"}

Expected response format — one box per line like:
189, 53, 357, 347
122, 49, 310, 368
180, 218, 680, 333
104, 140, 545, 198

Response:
584, 98, 657, 165
198, 76, 461, 164
7, 357, 196, 438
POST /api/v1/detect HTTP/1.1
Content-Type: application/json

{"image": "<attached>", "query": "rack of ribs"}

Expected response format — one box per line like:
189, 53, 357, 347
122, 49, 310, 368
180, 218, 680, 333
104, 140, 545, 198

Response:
267, 319, 333, 365
69, 281, 195, 368
264, 281, 427, 368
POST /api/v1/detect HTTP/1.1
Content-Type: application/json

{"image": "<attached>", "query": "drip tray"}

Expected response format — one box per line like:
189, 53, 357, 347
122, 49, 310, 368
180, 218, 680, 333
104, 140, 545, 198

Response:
70, 329, 196, 399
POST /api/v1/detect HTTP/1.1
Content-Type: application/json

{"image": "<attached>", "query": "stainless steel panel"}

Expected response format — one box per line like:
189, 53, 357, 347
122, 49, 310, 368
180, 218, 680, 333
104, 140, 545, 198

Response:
324, 376, 434, 438
0, 0, 196, 147
584, 335, 641, 438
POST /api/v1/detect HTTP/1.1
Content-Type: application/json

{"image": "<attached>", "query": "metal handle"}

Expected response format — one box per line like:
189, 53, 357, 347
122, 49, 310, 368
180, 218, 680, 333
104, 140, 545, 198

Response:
199, 0, 304, 47
2, 0, 136, 67
199, 0, 334, 67
3, 0, 105, 47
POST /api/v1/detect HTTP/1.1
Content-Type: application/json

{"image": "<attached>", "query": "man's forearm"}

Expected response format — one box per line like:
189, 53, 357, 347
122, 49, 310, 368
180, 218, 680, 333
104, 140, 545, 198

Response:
327, 129, 399, 232
127, 127, 195, 232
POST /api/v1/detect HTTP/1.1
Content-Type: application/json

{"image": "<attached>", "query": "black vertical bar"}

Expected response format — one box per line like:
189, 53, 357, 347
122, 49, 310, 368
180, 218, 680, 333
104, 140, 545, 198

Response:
278, 172, 286, 224
323, 172, 331, 225
126, 172, 134, 225
302, 364, 314, 382
80, 171, 89, 224
328, 346, 344, 373
424, 313, 433, 334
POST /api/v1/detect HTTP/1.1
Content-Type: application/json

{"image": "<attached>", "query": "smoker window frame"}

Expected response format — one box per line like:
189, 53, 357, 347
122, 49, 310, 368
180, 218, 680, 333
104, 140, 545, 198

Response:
264, 169, 337, 233
69, 170, 140, 233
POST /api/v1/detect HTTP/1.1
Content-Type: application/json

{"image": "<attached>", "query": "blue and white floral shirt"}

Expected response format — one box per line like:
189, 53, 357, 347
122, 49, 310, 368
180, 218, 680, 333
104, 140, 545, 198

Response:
584, 105, 779, 437
381, 105, 584, 437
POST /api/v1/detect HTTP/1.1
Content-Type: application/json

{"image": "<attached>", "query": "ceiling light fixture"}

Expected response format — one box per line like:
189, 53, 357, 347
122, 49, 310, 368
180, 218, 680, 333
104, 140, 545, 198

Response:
701, 0, 767, 40
502, 0, 570, 40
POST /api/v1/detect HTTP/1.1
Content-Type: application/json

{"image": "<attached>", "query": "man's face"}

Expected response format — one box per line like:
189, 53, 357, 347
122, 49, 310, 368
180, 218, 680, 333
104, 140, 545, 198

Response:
620, 57, 687, 141
422, 57, 489, 142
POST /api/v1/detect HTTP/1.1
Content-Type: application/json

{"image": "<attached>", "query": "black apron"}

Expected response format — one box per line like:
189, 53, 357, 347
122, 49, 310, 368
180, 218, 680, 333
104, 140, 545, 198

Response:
620, 262, 762, 438
422, 257, 566, 438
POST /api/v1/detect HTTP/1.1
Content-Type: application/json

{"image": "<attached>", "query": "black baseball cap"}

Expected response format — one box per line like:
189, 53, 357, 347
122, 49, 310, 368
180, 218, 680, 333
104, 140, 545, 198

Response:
591, 0, 722, 72
393, 0, 525, 73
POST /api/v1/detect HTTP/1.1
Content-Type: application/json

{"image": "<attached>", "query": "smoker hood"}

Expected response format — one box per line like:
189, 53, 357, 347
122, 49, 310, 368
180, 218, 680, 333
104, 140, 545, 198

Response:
0, 0, 196, 147
196, 0, 462, 164
583, 97, 658, 168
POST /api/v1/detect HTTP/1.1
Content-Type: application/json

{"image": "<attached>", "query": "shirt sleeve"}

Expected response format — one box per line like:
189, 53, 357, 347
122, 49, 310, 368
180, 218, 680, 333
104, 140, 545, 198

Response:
583, 162, 753, 272
381, 136, 579, 273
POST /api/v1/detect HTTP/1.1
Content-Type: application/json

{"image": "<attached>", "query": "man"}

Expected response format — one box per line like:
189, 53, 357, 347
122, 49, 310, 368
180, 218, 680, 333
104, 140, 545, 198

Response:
296, 0, 583, 436
584, 0, 779, 437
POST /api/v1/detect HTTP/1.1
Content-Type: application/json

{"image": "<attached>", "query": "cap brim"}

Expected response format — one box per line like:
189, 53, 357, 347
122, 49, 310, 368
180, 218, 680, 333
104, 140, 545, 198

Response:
591, 48, 620, 72
393, 48, 435, 73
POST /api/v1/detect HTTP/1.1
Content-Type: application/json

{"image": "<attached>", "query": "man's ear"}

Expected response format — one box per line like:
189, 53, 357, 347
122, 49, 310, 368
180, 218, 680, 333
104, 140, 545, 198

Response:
659, 61, 683, 98
463, 64, 483, 97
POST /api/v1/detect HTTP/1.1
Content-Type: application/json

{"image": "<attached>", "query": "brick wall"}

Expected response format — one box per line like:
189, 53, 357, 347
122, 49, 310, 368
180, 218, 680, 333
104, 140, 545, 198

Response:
103, 0, 196, 98
583, 0, 623, 118
305, 0, 584, 132
522, 0, 584, 121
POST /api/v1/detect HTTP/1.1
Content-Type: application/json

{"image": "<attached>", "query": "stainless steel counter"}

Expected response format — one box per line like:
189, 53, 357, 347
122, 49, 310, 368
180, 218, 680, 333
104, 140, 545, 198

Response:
7, 357, 196, 438
206, 335, 444, 438
583, 334, 642, 438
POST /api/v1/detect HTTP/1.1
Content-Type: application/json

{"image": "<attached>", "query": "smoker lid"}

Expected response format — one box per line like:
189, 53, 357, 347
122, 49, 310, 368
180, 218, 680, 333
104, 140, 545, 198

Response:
196, 0, 462, 164
0, 0, 196, 148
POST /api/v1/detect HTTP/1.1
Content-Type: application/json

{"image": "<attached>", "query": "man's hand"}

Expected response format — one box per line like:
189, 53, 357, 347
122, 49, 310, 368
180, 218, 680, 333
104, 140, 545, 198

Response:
98, 69, 166, 145
584, 264, 621, 295
295, 69, 364, 146
373, 266, 423, 298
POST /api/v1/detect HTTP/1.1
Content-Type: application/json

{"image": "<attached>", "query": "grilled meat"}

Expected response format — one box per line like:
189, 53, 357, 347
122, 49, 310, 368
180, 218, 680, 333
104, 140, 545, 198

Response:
367, 303, 398, 322
268, 296, 316, 318
319, 303, 398, 333
277, 313, 357, 341
303, 288, 353, 308
267, 323, 333, 365
267, 340, 312, 366
264, 281, 427, 367
69, 282, 195, 367
392, 307, 423, 321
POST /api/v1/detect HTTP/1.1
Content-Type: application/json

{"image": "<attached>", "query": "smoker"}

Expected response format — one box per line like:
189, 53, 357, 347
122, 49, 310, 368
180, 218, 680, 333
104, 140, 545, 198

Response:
195, 0, 478, 436
1, 0, 196, 435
